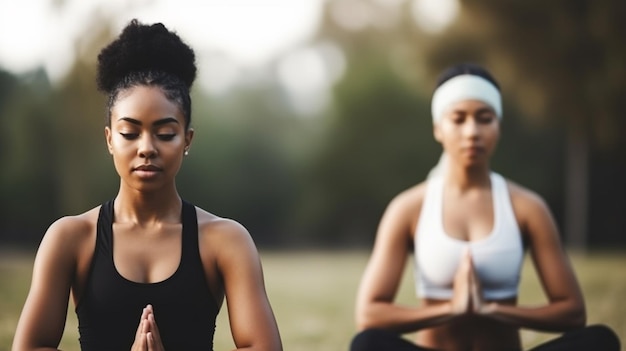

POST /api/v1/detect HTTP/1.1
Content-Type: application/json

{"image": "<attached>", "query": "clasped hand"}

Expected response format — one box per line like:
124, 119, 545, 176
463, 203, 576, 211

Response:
450, 249, 496, 317
131, 304, 166, 351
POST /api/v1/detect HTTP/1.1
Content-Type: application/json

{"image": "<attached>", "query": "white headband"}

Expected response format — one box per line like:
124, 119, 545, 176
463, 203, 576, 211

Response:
431, 74, 502, 122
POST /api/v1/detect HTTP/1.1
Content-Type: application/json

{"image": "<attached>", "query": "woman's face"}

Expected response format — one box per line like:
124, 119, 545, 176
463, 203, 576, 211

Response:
434, 99, 500, 169
105, 85, 193, 193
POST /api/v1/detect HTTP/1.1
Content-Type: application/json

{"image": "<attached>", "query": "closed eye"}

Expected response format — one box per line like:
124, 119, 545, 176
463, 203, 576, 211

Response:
157, 134, 176, 141
452, 115, 465, 124
120, 133, 139, 140
477, 113, 496, 124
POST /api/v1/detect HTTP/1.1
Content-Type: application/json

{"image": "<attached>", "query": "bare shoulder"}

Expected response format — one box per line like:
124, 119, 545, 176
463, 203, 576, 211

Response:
370, 181, 429, 247
505, 179, 551, 215
504, 178, 556, 238
29, 205, 101, 297
40, 206, 100, 254
195, 207, 251, 238
193, 207, 263, 290
194, 207, 256, 255
388, 181, 428, 215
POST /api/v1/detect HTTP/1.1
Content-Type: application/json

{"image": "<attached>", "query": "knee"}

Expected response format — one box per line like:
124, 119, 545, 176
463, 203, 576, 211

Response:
584, 324, 620, 350
350, 329, 390, 351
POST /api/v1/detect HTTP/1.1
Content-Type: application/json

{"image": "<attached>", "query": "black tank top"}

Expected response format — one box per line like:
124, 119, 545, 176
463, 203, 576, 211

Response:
76, 200, 219, 351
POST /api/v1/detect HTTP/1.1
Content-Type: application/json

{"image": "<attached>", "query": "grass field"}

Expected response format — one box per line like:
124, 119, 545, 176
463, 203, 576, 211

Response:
1, 249, 624, 351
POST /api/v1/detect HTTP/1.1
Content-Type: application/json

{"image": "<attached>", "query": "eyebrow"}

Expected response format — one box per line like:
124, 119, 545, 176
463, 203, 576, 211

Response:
450, 106, 495, 114
117, 117, 180, 126
475, 107, 496, 114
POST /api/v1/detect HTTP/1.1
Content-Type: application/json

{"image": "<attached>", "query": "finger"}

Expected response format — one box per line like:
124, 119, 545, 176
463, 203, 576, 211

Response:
142, 332, 148, 351
145, 305, 158, 330
451, 256, 471, 314
470, 275, 480, 312
142, 306, 151, 320
467, 257, 485, 313
135, 317, 146, 341
134, 331, 147, 351
147, 311, 162, 344
458, 247, 472, 274
463, 246, 473, 267
147, 332, 154, 351
465, 249, 477, 289
465, 249, 473, 271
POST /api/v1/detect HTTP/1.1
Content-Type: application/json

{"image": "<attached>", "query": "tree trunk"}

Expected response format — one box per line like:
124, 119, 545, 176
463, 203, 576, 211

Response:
564, 126, 588, 253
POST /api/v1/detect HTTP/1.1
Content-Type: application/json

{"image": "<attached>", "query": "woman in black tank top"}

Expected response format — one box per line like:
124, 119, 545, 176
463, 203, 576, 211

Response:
12, 19, 282, 351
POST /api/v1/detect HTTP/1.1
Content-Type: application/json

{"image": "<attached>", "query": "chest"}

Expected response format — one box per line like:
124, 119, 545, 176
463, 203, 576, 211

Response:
441, 190, 495, 241
415, 176, 525, 298
112, 223, 182, 283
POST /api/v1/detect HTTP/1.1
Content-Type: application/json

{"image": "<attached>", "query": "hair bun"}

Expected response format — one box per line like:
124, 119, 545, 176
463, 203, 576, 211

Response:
97, 19, 196, 93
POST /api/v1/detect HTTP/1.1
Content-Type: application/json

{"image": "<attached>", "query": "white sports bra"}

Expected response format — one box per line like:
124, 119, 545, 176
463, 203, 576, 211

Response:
414, 172, 524, 300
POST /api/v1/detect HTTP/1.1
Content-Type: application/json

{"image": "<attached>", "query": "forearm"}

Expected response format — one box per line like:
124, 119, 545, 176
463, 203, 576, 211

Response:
232, 346, 281, 351
11, 316, 65, 351
357, 302, 455, 334
483, 300, 586, 332
231, 339, 282, 351
228, 313, 282, 351
11, 345, 61, 351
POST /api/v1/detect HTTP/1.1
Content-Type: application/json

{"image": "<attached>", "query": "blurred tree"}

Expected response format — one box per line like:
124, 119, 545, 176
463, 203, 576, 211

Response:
300, 0, 438, 246
0, 69, 17, 175
421, 0, 626, 250
0, 69, 60, 243
178, 80, 310, 246
305, 0, 625, 249
3, 0, 623, 249
49, 20, 116, 215
305, 59, 435, 245
0, 13, 308, 247
0, 69, 16, 106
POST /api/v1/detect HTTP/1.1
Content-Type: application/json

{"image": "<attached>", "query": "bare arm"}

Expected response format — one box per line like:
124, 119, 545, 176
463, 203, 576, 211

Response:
355, 187, 457, 333
212, 220, 282, 351
478, 187, 586, 331
12, 218, 83, 351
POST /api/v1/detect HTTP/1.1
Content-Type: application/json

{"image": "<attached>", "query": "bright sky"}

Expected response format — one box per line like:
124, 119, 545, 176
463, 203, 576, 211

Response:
0, 0, 323, 78
0, 0, 457, 114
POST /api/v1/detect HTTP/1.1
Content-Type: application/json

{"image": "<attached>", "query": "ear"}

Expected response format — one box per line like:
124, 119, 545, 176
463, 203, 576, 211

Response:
104, 127, 113, 155
433, 122, 443, 143
184, 128, 194, 151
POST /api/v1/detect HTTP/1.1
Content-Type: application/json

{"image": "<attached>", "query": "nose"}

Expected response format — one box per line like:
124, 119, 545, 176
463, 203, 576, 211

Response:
138, 134, 157, 159
462, 118, 480, 139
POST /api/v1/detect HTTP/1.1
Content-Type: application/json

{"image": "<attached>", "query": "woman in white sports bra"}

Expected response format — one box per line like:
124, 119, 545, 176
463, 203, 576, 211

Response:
349, 63, 620, 351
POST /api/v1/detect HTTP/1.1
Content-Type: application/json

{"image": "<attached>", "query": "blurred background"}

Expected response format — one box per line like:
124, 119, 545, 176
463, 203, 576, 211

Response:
2, 1, 626, 350
1, 0, 625, 251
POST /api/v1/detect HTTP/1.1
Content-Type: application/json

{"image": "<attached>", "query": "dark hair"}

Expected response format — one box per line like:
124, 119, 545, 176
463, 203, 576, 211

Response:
96, 19, 197, 129
435, 63, 500, 91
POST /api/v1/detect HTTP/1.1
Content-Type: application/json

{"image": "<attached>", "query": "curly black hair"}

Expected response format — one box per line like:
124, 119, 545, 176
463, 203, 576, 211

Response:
435, 63, 500, 91
97, 19, 197, 129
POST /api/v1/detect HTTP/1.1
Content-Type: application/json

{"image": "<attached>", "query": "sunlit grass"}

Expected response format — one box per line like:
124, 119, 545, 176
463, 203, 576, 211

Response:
1, 249, 624, 351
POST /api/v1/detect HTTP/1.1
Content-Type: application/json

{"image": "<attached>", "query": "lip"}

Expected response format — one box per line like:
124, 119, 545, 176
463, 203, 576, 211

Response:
133, 164, 163, 178
463, 146, 485, 155
133, 164, 162, 172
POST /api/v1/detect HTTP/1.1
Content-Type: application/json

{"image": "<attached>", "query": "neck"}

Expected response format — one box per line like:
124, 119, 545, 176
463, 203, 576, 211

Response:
443, 162, 491, 192
114, 183, 182, 224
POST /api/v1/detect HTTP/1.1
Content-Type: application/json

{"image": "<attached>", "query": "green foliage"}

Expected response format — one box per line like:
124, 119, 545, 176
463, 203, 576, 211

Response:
1, 2, 624, 248
456, 0, 626, 146
415, 0, 626, 248
176, 83, 316, 245
302, 52, 435, 246
0, 70, 60, 240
